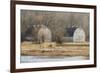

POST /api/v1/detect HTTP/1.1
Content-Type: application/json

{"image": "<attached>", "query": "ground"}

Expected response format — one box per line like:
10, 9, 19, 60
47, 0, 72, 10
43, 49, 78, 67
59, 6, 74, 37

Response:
21, 41, 89, 57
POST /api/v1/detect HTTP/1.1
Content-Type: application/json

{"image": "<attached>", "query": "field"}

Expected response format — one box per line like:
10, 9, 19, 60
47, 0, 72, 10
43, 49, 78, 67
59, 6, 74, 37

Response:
21, 41, 89, 57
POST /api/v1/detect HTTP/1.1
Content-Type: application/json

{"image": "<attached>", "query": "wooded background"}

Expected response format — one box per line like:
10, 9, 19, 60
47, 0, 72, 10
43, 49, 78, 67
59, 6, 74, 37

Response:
21, 10, 89, 42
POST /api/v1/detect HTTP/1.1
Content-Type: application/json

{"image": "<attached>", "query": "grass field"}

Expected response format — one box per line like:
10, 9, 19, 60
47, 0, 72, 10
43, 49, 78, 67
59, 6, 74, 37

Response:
21, 41, 89, 57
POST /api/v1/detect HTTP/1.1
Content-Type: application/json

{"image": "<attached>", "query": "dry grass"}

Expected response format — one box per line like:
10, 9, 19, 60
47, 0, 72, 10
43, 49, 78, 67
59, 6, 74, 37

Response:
21, 41, 89, 57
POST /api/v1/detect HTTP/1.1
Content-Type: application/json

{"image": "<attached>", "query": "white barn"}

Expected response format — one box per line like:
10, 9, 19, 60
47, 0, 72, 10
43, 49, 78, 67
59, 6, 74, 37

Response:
73, 28, 86, 42
38, 25, 52, 43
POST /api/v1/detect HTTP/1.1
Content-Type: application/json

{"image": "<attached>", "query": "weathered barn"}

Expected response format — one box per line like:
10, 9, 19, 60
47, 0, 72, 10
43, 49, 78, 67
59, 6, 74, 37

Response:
38, 25, 52, 43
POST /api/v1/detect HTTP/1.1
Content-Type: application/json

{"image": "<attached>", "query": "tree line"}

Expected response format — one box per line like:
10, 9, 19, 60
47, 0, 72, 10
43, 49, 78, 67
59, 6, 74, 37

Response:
21, 10, 89, 43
